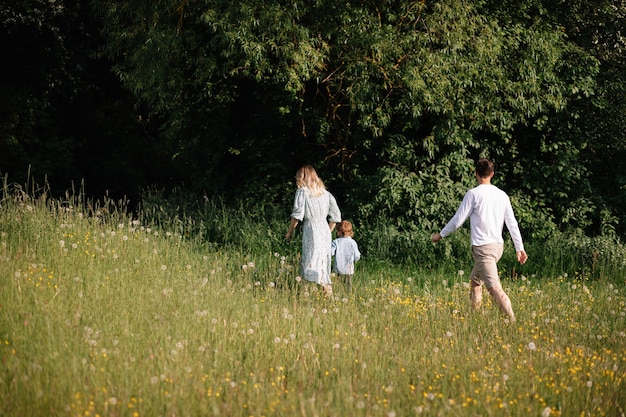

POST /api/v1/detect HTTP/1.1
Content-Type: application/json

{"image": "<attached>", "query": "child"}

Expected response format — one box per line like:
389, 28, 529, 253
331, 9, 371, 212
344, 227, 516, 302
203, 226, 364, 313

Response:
331, 220, 361, 293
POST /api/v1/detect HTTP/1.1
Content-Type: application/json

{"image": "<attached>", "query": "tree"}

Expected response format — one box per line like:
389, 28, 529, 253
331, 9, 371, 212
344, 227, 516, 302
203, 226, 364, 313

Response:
94, 0, 624, 238
0, 0, 175, 200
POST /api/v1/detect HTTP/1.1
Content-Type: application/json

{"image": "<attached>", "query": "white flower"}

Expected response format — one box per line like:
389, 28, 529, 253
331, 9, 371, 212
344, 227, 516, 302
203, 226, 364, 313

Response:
541, 407, 551, 417
528, 342, 537, 351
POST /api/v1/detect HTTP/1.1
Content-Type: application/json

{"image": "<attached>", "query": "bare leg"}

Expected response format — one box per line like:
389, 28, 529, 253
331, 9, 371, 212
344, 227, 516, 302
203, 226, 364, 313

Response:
322, 284, 333, 297
343, 275, 352, 294
487, 284, 516, 322
470, 279, 483, 309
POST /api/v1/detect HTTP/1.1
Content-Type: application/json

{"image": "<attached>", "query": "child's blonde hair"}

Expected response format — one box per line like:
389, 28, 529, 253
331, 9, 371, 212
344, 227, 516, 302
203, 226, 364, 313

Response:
337, 220, 354, 237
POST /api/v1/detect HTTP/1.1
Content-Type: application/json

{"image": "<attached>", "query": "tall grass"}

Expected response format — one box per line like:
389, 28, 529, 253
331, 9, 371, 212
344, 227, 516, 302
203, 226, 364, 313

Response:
1, 184, 625, 416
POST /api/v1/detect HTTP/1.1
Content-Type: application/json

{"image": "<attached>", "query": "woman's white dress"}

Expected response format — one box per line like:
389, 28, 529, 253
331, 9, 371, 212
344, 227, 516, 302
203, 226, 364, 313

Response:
290, 187, 341, 285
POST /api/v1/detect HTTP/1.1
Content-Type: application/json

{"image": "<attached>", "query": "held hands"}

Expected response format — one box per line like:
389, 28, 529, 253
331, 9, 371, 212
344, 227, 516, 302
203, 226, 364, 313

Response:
431, 233, 442, 243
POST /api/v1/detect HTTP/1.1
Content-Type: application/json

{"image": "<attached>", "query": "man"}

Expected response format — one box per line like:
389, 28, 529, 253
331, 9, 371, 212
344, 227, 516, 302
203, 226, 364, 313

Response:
431, 158, 528, 322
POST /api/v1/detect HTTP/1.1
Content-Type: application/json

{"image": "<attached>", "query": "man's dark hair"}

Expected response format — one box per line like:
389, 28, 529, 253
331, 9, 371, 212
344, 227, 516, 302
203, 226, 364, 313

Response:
476, 158, 495, 178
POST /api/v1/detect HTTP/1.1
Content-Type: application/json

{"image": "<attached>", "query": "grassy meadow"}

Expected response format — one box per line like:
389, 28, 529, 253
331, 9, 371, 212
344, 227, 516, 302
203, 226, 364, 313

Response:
1, 186, 625, 417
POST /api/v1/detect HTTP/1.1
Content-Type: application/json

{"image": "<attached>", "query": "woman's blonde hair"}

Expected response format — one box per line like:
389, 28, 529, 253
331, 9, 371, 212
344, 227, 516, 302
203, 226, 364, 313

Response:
295, 165, 326, 196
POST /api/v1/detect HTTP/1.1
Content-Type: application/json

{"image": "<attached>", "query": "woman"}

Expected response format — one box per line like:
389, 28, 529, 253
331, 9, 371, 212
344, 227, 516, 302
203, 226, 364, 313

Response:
286, 165, 341, 294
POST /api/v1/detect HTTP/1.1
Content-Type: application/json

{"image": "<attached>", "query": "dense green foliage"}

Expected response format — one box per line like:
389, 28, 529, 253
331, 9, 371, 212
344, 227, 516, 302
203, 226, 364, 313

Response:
1, 0, 625, 240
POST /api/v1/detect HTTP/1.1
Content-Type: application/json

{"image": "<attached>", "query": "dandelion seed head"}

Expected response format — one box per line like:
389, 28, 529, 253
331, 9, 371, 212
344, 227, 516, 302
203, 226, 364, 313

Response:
528, 342, 537, 351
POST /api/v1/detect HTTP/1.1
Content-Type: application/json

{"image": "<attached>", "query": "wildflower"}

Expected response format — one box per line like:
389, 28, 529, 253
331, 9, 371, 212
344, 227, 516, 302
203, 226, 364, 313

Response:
458, 270, 464, 276
59, 240, 65, 248
528, 342, 537, 351
586, 380, 593, 388
295, 276, 302, 282
541, 407, 551, 417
